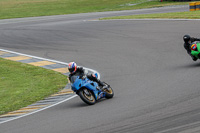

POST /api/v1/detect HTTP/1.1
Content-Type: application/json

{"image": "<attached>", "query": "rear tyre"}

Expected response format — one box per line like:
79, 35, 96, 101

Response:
79, 88, 96, 105
103, 82, 114, 99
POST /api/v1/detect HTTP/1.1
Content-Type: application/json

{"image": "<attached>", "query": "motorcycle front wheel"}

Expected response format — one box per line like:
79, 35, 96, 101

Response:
79, 88, 96, 105
103, 82, 114, 99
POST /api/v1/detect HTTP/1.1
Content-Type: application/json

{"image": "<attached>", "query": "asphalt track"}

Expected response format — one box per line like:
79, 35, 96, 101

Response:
1, 5, 200, 133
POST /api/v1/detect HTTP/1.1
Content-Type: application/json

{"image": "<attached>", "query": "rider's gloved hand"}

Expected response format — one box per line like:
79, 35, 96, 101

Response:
81, 75, 86, 80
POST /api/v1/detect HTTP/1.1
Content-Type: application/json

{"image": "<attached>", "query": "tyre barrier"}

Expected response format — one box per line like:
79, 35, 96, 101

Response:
190, 2, 200, 11
196, 2, 200, 10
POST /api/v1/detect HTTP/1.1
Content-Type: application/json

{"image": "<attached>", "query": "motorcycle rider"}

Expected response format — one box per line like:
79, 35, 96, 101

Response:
68, 62, 107, 90
183, 35, 200, 61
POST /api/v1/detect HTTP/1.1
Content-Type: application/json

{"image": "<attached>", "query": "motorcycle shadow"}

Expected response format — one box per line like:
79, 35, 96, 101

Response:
185, 63, 200, 68
68, 98, 108, 108
173, 63, 200, 70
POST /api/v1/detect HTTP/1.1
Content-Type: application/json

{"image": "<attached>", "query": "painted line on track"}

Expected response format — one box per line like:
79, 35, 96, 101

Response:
0, 48, 100, 124
0, 95, 77, 124
91, 19, 200, 22
0, 49, 100, 78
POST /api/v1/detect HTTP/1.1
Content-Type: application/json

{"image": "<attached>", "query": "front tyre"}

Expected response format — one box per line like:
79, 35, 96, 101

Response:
78, 88, 96, 105
103, 82, 114, 99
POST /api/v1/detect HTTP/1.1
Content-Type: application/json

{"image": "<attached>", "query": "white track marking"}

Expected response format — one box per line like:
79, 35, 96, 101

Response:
0, 48, 100, 124
0, 49, 100, 79
0, 95, 77, 124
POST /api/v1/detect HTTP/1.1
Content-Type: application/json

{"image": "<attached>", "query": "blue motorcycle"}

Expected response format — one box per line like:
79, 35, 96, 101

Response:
71, 73, 114, 105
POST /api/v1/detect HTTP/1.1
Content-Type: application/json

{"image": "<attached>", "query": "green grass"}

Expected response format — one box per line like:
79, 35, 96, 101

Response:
0, 0, 188, 19
101, 10, 200, 20
0, 58, 67, 115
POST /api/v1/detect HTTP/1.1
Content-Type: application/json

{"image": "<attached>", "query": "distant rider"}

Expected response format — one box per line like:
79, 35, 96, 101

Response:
68, 62, 107, 90
183, 35, 200, 61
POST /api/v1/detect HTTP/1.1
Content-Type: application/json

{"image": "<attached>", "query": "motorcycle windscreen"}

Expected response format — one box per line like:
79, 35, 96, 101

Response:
70, 75, 79, 84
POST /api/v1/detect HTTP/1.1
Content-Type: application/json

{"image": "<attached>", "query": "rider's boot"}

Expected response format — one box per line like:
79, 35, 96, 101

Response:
191, 55, 197, 61
189, 53, 197, 61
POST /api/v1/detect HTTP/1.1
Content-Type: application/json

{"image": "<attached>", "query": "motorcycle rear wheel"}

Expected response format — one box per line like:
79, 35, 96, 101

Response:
79, 88, 96, 105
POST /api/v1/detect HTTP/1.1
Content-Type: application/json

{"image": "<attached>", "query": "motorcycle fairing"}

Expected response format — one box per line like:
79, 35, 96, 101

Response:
71, 76, 101, 100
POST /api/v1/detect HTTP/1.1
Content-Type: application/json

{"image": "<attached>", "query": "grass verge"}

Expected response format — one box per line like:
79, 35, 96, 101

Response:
0, 58, 68, 115
101, 11, 200, 20
0, 0, 188, 19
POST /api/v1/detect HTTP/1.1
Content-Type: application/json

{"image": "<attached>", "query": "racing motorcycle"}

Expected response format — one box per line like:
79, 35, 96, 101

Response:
191, 41, 200, 59
71, 73, 114, 105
